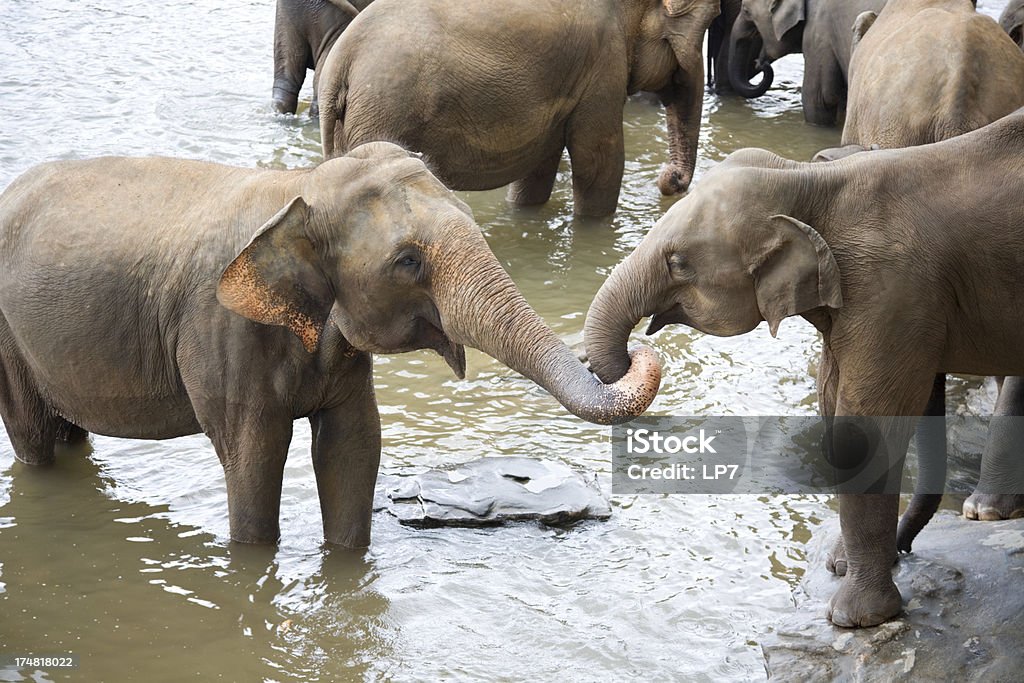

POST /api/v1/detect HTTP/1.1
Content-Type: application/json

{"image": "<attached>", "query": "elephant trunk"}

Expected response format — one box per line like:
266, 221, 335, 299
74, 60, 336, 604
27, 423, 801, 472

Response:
584, 247, 662, 385
727, 15, 775, 99
657, 37, 706, 195
433, 239, 661, 425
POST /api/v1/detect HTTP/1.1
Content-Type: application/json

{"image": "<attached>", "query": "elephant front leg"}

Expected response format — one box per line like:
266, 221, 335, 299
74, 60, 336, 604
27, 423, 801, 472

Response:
825, 359, 934, 627
211, 417, 293, 544
310, 370, 381, 549
506, 149, 563, 207
964, 376, 1024, 520
566, 102, 625, 218
829, 493, 903, 628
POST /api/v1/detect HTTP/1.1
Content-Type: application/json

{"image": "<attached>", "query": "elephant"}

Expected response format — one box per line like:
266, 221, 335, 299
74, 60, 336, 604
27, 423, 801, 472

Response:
840, 0, 1024, 547
706, 0, 749, 95
0, 142, 662, 548
727, 0, 887, 125
1002, 0, 1024, 49
271, 0, 373, 116
583, 109, 1024, 627
317, 0, 721, 217
843, 0, 1024, 149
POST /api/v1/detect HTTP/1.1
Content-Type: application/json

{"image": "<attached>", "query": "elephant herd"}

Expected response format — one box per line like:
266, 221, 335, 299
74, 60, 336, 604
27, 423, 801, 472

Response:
1, 0, 1024, 635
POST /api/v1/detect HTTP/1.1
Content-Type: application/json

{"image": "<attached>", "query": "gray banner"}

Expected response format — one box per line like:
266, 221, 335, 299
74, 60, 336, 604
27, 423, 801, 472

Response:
612, 415, 1024, 495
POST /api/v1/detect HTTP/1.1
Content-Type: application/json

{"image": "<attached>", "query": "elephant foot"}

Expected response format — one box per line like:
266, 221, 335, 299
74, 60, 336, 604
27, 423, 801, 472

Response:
271, 86, 300, 115
963, 492, 1024, 520
656, 163, 691, 196
826, 535, 847, 576
826, 573, 902, 628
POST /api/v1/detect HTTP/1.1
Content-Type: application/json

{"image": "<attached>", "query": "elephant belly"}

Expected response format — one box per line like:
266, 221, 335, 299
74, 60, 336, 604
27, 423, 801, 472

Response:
343, 76, 570, 191
0, 289, 202, 440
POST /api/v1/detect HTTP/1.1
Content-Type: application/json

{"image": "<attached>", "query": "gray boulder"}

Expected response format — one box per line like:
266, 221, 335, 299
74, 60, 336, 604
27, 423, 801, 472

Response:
761, 511, 1024, 681
375, 456, 612, 528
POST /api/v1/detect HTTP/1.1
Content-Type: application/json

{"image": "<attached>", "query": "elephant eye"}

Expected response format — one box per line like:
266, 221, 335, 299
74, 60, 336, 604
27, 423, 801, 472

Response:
667, 253, 695, 281
398, 256, 420, 268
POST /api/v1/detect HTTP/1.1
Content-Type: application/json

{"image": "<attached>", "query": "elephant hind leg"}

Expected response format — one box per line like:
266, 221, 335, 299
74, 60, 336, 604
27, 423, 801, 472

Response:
506, 149, 563, 207
0, 349, 61, 466
964, 376, 1024, 520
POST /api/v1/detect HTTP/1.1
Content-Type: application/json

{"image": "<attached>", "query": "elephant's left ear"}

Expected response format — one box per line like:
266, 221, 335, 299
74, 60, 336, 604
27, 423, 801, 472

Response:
752, 215, 842, 338
771, 0, 805, 41
217, 197, 335, 353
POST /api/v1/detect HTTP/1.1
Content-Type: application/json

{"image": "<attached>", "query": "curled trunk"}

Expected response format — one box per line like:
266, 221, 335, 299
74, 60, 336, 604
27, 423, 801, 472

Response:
584, 247, 662, 385
434, 242, 661, 425
727, 15, 775, 98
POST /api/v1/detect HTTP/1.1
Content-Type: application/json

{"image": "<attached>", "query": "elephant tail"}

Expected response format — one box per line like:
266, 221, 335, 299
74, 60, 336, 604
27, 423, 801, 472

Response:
319, 80, 347, 159
896, 493, 943, 553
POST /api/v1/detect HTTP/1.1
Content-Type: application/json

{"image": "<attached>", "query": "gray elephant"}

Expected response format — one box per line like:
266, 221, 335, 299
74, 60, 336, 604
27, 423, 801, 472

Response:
840, 0, 1024, 544
1002, 0, 1024, 49
317, 0, 720, 217
271, 0, 373, 116
583, 110, 1024, 627
844, 0, 1024, 148
0, 142, 661, 548
728, 0, 886, 125
706, 0, 748, 94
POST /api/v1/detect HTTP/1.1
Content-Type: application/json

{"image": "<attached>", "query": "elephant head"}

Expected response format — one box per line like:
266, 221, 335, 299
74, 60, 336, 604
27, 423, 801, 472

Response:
1001, 0, 1024, 50
627, 0, 722, 195
584, 154, 842, 383
727, 0, 804, 97
218, 142, 661, 425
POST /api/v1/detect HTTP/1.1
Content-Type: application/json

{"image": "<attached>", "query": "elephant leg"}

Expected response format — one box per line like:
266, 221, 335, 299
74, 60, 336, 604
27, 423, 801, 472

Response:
506, 149, 563, 207
825, 357, 935, 628
0, 327, 63, 466
272, 7, 311, 114
964, 375, 1024, 520
566, 103, 625, 218
207, 412, 293, 544
817, 346, 848, 576
801, 53, 843, 127
309, 363, 381, 549
897, 373, 947, 552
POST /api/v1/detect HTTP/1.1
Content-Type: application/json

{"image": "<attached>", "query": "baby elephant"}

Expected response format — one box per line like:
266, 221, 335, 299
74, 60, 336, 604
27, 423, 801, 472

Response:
0, 143, 661, 547
584, 110, 1024, 627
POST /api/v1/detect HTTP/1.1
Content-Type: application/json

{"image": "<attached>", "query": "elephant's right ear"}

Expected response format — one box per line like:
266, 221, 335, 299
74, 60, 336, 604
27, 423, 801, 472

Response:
217, 197, 335, 353
751, 215, 842, 337
851, 11, 877, 51
771, 0, 805, 40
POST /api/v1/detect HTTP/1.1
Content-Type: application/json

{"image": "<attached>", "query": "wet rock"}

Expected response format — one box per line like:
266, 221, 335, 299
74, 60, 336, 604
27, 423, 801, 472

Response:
374, 457, 611, 528
760, 512, 1024, 681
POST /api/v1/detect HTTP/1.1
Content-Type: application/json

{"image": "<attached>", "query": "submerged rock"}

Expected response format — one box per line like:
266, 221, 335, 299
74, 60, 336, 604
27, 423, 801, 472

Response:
375, 457, 611, 528
760, 512, 1024, 681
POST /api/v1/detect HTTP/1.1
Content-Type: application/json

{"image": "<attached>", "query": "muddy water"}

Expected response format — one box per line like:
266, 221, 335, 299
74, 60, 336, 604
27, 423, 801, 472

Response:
0, 1, 1005, 681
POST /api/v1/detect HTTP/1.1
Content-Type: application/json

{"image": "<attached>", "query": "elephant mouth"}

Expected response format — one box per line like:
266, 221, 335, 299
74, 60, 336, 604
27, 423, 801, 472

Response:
646, 303, 692, 335
416, 317, 467, 379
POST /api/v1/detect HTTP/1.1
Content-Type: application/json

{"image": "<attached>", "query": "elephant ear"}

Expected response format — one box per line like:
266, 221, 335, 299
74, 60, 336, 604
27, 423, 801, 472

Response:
751, 215, 842, 337
324, 0, 359, 17
217, 197, 335, 353
851, 11, 877, 52
662, 0, 698, 17
771, 0, 805, 40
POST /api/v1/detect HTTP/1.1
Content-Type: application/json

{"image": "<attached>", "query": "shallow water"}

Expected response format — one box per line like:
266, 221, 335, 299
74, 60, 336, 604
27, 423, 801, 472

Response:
0, 1, 1006, 680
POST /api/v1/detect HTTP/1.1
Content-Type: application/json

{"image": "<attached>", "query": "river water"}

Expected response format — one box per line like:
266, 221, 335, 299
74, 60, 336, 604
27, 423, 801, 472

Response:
0, 1, 1006, 681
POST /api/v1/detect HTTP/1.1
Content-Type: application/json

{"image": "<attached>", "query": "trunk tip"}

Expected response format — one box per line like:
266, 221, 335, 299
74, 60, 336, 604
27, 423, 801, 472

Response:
588, 344, 663, 426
